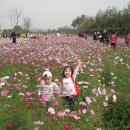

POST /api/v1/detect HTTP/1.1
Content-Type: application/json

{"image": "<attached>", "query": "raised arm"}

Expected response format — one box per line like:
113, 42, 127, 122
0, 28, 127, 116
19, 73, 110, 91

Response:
72, 59, 82, 80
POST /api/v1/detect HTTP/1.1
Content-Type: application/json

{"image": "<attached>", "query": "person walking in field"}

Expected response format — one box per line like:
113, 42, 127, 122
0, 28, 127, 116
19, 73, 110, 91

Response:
110, 32, 117, 49
125, 32, 130, 47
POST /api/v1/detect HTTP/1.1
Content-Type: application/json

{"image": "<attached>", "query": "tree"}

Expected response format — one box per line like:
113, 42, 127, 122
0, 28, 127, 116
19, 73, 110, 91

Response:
7, 8, 22, 29
14, 25, 23, 33
23, 17, 32, 32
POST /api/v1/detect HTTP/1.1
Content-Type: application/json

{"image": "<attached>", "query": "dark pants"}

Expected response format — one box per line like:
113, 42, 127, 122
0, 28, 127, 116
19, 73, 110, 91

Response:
111, 43, 116, 49
63, 96, 77, 111
12, 37, 16, 43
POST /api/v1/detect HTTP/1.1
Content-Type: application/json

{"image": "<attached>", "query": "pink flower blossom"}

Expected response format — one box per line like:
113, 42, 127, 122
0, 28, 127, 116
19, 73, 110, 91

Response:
7, 122, 13, 128
96, 128, 102, 130
85, 96, 92, 105
63, 123, 71, 130
90, 110, 95, 115
34, 127, 39, 130
42, 95, 49, 102
1, 89, 9, 96
48, 107, 55, 114
53, 100, 59, 107
57, 111, 64, 117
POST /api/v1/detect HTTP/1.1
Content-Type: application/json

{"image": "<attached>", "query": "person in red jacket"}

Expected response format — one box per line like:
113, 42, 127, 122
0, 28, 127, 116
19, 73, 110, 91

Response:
110, 32, 117, 49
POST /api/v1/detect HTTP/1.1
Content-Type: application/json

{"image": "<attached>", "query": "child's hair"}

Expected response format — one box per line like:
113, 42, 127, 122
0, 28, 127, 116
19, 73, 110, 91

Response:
62, 66, 74, 78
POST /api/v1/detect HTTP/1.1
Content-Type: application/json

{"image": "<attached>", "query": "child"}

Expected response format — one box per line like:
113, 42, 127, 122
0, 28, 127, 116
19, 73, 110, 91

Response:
61, 59, 81, 111
38, 71, 60, 102
110, 32, 117, 49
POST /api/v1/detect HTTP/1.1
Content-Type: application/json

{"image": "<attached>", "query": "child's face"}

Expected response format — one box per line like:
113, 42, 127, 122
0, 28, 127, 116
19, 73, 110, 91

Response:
44, 77, 52, 85
64, 68, 72, 78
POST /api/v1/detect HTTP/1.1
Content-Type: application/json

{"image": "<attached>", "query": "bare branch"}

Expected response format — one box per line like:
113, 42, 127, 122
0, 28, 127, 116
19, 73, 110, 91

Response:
7, 8, 22, 29
23, 17, 32, 32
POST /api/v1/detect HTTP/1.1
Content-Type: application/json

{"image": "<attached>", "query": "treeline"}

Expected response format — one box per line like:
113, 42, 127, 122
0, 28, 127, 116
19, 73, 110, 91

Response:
57, 2, 130, 35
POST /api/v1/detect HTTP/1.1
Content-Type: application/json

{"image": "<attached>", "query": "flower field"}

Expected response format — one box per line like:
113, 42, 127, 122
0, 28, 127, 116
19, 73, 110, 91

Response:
0, 34, 130, 130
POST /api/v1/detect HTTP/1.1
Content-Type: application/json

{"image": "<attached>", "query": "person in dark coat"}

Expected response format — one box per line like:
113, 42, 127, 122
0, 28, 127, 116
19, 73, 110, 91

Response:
11, 31, 17, 43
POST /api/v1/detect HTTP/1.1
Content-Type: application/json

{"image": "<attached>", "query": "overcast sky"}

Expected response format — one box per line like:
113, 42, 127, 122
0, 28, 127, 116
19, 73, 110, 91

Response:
0, 0, 129, 30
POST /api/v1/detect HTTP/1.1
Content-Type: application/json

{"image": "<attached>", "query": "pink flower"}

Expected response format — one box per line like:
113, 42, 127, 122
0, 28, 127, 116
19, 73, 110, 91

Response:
85, 97, 92, 105
34, 127, 39, 130
52, 115, 57, 122
15, 85, 21, 91
96, 128, 102, 130
53, 100, 59, 107
92, 88, 97, 94
90, 110, 95, 115
39, 102, 46, 107
7, 122, 13, 128
1, 89, 9, 96
63, 123, 71, 130
57, 111, 64, 117
48, 107, 55, 114
26, 92, 32, 96
42, 95, 49, 102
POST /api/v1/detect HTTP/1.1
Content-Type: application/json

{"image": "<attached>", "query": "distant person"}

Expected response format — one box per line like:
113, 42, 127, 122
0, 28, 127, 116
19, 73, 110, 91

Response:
110, 32, 117, 49
11, 31, 17, 43
101, 30, 109, 44
125, 32, 130, 47
56, 32, 60, 38
78, 32, 87, 39
93, 32, 97, 41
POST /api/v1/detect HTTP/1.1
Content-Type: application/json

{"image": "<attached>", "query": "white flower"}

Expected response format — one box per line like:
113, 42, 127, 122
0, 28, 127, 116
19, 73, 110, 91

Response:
82, 109, 87, 114
82, 85, 89, 88
111, 89, 115, 93
119, 58, 123, 62
105, 95, 109, 101
79, 102, 87, 106
1, 76, 9, 82
114, 56, 119, 60
111, 72, 114, 75
73, 115, 81, 120
98, 87, 101, 94
7, 95, 12, 98
18, 93, 25, 96
111, 81, 115, 85
0, 82, 5, 88
78, 81, 84, 84
102, 89, 107, 95
113, 77, 117, 80
113, 95, 117, 103
34, 121, 44, 125
64, 109, 71, 113
103, 101, 108, 107
98, 80, 101, 83
22, 85, 27, 88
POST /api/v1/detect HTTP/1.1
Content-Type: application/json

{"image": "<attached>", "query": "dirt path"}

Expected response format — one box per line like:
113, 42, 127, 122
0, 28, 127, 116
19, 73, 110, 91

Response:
0, 38, 24, 45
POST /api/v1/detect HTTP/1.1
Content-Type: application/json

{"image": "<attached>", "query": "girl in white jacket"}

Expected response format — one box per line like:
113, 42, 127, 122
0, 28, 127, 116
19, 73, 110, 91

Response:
61, 59, 81, 111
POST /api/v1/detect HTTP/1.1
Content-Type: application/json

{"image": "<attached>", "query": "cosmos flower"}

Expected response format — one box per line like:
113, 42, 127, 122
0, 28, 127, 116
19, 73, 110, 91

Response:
48, 107, 55, 114
34, 121, 44, 125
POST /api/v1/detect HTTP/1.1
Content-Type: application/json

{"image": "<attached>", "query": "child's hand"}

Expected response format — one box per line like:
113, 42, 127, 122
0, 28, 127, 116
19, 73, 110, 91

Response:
77, 59, 82, 66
